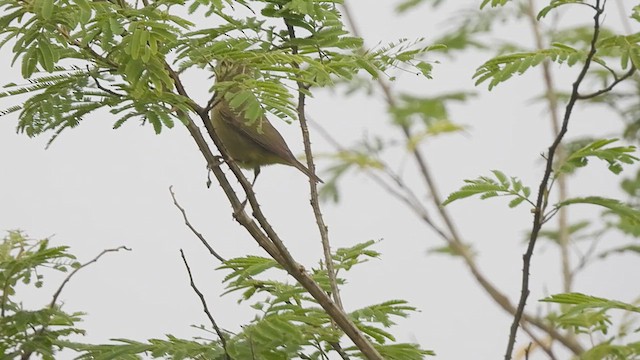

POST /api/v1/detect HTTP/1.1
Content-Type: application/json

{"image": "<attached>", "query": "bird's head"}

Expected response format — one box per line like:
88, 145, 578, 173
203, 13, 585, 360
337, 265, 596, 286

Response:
215, 60, 251, 82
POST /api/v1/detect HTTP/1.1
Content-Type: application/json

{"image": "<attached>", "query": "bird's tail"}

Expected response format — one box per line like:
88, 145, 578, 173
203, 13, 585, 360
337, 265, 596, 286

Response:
293, 160, 324, 183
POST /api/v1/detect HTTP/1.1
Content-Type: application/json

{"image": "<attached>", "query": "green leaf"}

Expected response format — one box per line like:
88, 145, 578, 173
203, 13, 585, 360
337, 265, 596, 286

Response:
40, 0, 54, 20
37, 39, 55, 72
557, 196, 640, 224
541, 292, 640, 313
538, 1, 587, 20
442, 170, 532, 207
76, 0, 92, 23
21, 47, 39, 78
480, 0, 511, 9
375, 343, 436, 359
557, 139, 638, 175
474, 46, 598, 90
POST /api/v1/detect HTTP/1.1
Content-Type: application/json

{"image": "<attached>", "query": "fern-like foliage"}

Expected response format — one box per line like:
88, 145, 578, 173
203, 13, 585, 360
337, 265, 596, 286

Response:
537, 1, 592, 20
541, 292, 640, 359
557, 196, 640, 225
556, 138, 639, 176
480, 0, 513, 9
212, 241, 433, 359
0, 231, 85, 360
442, 170, 532, 208
0, 0, 438, 141
474, 45, 603, 90
1, 235, 433, 359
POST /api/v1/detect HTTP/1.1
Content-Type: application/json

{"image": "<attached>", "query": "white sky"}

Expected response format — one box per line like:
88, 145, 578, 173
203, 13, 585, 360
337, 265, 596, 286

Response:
1, 1, 638, 359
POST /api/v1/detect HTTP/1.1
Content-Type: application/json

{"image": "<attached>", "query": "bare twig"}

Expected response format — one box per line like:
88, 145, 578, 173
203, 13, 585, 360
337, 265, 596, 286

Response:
329, 341, 352, 360
180, 250, 230, 360
521, 322, 557, 360
20, 246, 129, 360
577, 66, 636, 99
524, 343, 532, 360
525, 0, 573, 296
50, 246, 130, 308
170, 186, 226, 263
310, 118, 452, 242
504, 2, 606, 359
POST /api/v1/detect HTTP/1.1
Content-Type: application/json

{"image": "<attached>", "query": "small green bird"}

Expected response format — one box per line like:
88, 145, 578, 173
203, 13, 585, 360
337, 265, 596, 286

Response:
210, 61, 323, 183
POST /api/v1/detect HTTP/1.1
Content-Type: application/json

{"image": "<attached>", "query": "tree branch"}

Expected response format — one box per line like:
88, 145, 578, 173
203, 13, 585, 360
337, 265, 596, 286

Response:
168, 60, 383, 359
20, 246, 129, 360
50, 246, 130, 308
284, 19, 345, 312
577, 66, 636, 100
504, 2, 606, 359
170, 186, 226, 263
180, 250, 230, 360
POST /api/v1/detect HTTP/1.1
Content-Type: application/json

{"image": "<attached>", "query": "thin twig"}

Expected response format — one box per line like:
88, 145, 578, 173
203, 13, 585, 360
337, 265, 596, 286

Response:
577, 66, 636, 99
170, 186, 226, 263
284, 19, 344, 312
525, 0, 573, 293
50, 246, 130, 308
521, 322, 557, 360
504, 2, 606, 359
310, 118, 452, 241
20, 246, 129, 360
180, 250, 230, 360
524, 343, 532, 360
329, 341, 352, 360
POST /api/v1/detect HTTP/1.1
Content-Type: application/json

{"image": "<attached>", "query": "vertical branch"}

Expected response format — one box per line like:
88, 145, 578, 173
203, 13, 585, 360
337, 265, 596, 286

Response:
284, 21, 344, 310
525, 0, 573, 294
504, 2, 606, 359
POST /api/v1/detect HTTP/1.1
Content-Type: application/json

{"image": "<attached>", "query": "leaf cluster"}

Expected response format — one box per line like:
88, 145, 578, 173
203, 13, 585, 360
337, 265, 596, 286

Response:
208, 240, 433, 359
0, 234, 432, 359
442, 170, 532, 208
0, 0, 437, 143
542, 293, 640, 359
0, 231, 85, 360
556, 138, 639, 176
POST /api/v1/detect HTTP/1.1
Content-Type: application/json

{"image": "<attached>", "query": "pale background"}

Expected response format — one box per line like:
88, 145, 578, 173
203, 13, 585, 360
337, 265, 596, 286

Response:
1, 0, 638, 359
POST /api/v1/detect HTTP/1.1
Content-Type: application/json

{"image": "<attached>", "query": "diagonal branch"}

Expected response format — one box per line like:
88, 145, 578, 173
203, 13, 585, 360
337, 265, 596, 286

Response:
50, 246, 130, 308
180, 250, 230, 360
167, 60, 383, 359
170, 186, 226, 263
20, 246, 129, 360
577, 66, 636, 100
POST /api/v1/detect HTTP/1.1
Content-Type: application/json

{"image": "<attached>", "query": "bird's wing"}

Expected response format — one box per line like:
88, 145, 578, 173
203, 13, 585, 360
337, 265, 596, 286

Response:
218, 104, 324, 183
218, 105, 298, 163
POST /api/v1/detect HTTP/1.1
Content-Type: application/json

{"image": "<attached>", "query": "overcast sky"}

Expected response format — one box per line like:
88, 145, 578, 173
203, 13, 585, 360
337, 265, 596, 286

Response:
1, 1, 638, 359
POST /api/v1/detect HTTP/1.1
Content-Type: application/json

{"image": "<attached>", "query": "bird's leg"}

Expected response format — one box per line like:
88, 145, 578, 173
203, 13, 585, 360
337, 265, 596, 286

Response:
205, 156, 225, 188
251, 166, 261, 187
239, 166, 260, 209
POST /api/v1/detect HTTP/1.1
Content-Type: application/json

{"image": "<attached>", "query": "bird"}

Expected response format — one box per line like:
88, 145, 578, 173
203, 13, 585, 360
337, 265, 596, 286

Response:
210, 60, 323, 183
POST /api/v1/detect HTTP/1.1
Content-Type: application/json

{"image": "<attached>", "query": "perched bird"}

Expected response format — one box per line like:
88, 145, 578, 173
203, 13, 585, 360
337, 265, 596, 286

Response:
210, 61, 323, 183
